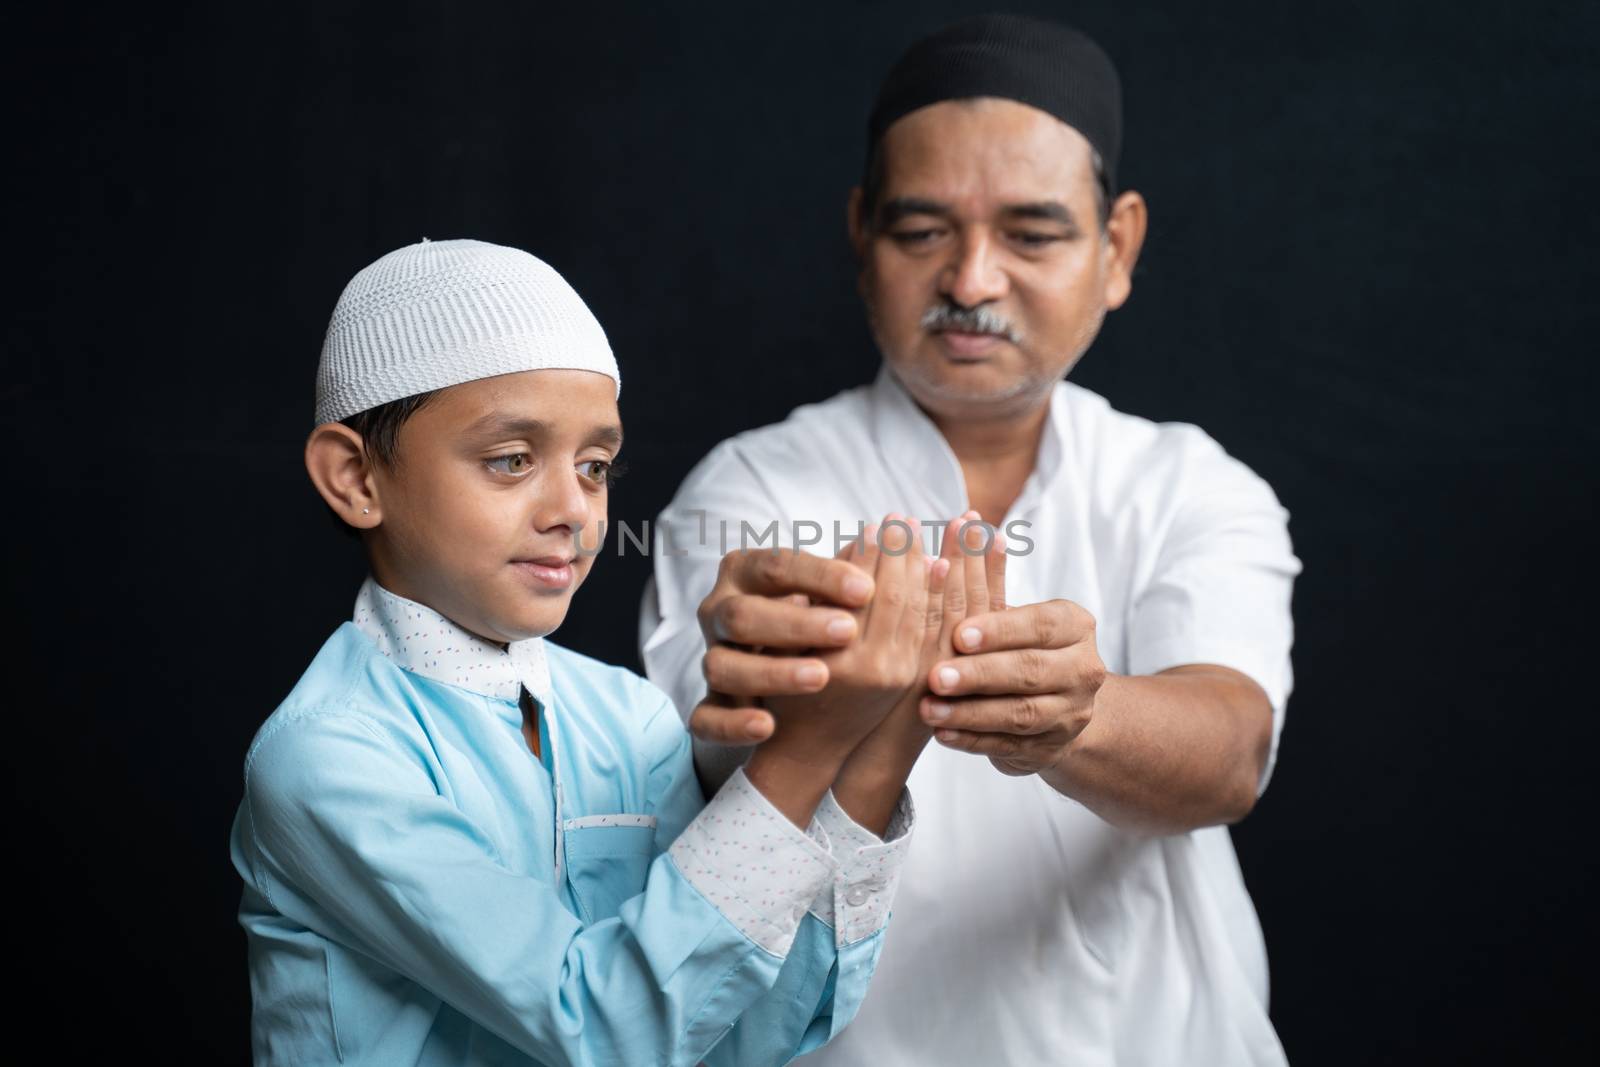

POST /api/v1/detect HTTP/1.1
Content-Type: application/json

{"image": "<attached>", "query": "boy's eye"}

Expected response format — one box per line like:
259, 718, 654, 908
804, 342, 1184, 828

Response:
485, 453, 533, 476
578, 458, 626, 486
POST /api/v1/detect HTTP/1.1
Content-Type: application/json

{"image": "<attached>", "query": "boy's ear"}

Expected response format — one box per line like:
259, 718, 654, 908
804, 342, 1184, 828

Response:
305, 423, 382, 531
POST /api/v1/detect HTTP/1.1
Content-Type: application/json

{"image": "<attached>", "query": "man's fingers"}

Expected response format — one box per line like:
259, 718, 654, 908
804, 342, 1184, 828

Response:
953, 599, 1096, 655
709, 593, 857, 649
919, 693, 1086, 737
717, 547, 874, 607
689, 701, 776, 744
928, 646, 1086, 697
929, 727, 1054, 771
703, 645, 830, 697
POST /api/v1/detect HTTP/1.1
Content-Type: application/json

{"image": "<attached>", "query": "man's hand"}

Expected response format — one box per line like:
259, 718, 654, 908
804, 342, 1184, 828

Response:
691, 542, 876, 745
920, 579, 1105, 779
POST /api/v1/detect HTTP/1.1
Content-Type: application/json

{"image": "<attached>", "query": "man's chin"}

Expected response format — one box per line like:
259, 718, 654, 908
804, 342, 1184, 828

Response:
894, 356, 1046, 412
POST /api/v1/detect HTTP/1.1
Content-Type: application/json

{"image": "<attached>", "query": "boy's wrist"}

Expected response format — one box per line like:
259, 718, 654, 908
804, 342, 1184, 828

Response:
743, 740, 849, 829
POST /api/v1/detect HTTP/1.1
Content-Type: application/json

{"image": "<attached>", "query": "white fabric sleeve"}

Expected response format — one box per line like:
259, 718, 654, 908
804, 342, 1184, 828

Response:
1125, 434, 1302, 793
804, 789, 916, 946
667, 768, 838, 956
640, 441, 784, 793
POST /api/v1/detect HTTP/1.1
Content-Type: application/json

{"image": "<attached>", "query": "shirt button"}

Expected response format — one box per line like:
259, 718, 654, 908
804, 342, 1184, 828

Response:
845, 886, 871, 907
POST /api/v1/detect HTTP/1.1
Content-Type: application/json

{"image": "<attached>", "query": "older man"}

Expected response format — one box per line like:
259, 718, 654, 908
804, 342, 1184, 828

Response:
641, 15, 1300, 1066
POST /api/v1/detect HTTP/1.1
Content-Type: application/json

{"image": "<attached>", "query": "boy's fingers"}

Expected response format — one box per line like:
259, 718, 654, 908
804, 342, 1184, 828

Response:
937, 517, 968, 646
923, 556, 951, 642
960, 512, 992, 617
860, 519, 900, 635
900, 518, 929, 648
985, 529, 1008, 613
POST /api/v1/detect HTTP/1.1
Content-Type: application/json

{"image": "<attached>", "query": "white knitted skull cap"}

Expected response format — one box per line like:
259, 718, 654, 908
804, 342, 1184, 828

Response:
314, 238, 620, 425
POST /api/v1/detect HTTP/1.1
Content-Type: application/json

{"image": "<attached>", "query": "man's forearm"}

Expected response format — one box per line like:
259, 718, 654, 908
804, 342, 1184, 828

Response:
1042, 665, 1272, 835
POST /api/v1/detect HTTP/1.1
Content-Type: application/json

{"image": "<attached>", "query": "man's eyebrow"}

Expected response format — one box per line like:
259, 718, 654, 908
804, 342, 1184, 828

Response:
1000, 201, 1079, 227
588, 424, 624, 449
878, 197, 1082, 229
878, 197, 952, 226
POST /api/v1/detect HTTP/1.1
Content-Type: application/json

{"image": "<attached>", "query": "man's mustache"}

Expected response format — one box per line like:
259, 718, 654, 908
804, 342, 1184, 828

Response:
920, 303, 1023, 344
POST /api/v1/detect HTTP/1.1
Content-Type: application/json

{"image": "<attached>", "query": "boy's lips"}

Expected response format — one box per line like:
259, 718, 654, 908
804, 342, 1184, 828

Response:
510, 555, 576, 590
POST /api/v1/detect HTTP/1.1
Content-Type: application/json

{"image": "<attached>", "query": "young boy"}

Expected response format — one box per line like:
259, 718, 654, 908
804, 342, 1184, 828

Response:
228, 238, 959, 1066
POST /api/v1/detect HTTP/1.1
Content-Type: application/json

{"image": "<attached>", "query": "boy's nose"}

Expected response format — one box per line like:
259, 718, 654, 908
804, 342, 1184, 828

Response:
533, 471, 593, 536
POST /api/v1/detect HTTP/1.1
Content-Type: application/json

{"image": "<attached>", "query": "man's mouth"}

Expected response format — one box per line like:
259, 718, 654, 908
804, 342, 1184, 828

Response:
933, 328, 1008, 359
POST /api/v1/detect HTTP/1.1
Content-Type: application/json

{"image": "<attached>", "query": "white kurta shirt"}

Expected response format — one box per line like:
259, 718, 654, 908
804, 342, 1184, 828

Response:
640, 366, 1301, 1066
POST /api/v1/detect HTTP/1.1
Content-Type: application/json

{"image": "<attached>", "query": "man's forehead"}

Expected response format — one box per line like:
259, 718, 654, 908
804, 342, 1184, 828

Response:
878, 99, 1097, 201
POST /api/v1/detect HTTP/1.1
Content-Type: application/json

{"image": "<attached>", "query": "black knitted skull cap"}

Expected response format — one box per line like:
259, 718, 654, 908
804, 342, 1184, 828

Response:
867, 14, 1123, 194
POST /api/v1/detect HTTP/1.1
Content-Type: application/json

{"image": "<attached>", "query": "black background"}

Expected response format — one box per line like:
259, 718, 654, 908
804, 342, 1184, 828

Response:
6, 1, 1597, 1062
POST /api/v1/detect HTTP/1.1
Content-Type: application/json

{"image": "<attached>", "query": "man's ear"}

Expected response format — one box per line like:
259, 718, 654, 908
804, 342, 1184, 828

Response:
1102, 190, 1149, 311
847, 186, 867, 260
305, 423, 382, 531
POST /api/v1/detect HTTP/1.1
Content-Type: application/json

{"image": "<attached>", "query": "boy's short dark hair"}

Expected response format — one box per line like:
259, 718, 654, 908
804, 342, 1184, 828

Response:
327, 390, 437, 536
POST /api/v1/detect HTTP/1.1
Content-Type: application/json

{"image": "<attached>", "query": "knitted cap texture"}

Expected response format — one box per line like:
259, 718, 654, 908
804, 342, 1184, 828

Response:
868, 14, 1123, 194
314, 238, 620, 425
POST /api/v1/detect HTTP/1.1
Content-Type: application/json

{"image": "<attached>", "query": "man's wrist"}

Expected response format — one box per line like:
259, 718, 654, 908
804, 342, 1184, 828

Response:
1037, 683, 1107, 798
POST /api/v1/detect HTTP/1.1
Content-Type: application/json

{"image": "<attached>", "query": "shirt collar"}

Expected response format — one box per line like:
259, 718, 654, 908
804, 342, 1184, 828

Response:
866, 363, 1071, 517
352, 577, 552, 724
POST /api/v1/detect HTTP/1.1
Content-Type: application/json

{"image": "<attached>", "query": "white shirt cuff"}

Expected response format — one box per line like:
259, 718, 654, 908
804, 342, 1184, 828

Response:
667, 768, 837, 956
804, 788, 915, 947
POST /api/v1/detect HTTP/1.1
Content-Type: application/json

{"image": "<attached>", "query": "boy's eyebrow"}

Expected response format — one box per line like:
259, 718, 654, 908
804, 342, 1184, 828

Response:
464, 413, 624, 449
464, 414, 551, 440
589, 424, 624, 449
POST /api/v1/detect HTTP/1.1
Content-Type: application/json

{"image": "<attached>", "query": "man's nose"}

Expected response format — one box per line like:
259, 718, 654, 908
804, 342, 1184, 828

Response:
939, 231, 1009, 308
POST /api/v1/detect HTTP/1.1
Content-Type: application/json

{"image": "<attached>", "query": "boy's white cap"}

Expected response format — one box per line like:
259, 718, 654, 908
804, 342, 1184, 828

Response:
314, 238, 620, 425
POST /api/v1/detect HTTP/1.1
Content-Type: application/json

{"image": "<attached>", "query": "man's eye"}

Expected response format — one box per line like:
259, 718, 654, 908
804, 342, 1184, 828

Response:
578, 459, 625, 486
890, 228, 941, 245
485, 453, 533, 476
1011, 232, 1063, 247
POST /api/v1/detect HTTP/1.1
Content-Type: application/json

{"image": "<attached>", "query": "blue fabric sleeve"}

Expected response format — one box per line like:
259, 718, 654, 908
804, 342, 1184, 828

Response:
637, 694, 887, 1065
241, 707, 805, 1067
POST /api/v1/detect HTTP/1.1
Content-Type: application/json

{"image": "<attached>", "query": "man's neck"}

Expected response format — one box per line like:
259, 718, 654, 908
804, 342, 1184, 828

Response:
928, 395, 1051, 527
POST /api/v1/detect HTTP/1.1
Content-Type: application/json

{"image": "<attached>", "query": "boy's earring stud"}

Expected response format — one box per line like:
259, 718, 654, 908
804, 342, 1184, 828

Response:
362, 508, 370, 515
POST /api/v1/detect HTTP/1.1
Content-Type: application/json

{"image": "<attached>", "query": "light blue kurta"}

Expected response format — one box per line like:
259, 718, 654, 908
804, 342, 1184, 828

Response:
230, 580, 908, 1066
